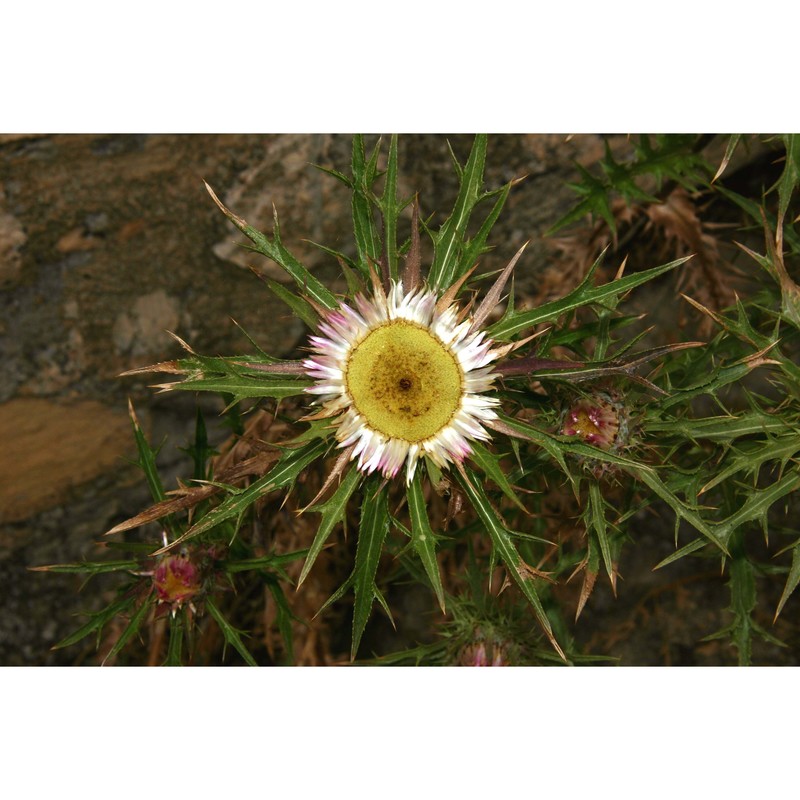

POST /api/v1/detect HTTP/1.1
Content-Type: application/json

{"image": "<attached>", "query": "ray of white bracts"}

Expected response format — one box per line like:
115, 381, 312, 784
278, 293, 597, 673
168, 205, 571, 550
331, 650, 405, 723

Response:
304, 281, 502, 483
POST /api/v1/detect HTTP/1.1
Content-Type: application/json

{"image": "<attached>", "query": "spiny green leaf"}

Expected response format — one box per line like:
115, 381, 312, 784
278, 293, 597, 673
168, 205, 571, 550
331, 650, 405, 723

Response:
128, 400, 179, 537
632, 467, 727, 554
298, 465, 361, 586
456, 465, 565, 660
256, 210, 339, 309
178, 351, 277, 371
713, 472, 800, 544
645, 411, 794, 442
468, 440, 526, 512
460, 181, 514, 274
699, 434, 800, 495
379, 134, 400, 282
446, 139, 465, 180
373, 585, 395, 628
312, 163, 351, 187
164, 613, 184, 666
369, 640, 450, 666
286, 417, 337, 445
706, 530, 789, 662
497, 411, 649, 476
546, 162, 616, 236
407, 471, 446, 613
715, 184, 800, 255
494, 412, 577, 492
654, 537, 707, 570
31, 560, 139, 576
351, 477, 390, 659
208, 180, 338, 310
587, 482, 616, 585
351, 135, 382, 276
102, 594, 153, 665
162, 350, 315, 404
164, 373, 310, 402
170, 439, 328, 547
206, 597, 258, 666
429, 134, 488, 290
316, 573, 354, 619
350, 478, 390, 647
488, 255, 689, 341
774, 134, 800, 229
547, 135, 711, 237
264, 277, 319, 329
712, 134, 742, 183
53, 595, 136, 651
727, 536, 756, 666
659, 358, 771, 411
599, 140, 660, 206
265, 578, 295, 664
631, 134, 710, 189
775, 541, 800, 621
657, 471, 800, 569
751, 619, 787, 649
179, 406, 213, 482
225, 548, 309, 574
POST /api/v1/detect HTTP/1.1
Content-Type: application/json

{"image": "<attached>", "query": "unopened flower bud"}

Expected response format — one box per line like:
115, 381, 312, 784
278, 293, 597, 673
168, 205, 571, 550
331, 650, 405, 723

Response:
561, 393, 626, 451
460, 642, 490, 666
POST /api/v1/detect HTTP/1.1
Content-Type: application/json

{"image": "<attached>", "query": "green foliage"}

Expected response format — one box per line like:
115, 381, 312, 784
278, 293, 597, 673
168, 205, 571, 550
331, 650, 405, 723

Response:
488, 251, 690, 341
38, 403, 309, 665
351, 476, 391, 659
428, 134, 489, 290
546, 134, 712, 236
298, 465, 361, 587
406, 471, 447, 613
456, 465, 564, 659
170, 438, 328, 548
165, 351, 311, 405
206, 597, 259, 667
42, 134, 800, 666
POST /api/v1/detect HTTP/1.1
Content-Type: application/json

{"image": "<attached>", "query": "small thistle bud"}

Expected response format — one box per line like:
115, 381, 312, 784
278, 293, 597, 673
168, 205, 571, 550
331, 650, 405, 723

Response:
559, 390, 635, 478
561, 391, 629, 452
460, 641, 490, 666
153, 553, 201, 607
458, 633, 509, 666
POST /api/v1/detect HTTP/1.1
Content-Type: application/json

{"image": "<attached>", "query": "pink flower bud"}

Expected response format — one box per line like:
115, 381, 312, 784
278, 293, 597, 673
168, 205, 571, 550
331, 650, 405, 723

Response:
459, 642, 489, 666
561, 395, 623, 451
458, 639, 509, 666
153, 554, 201, 606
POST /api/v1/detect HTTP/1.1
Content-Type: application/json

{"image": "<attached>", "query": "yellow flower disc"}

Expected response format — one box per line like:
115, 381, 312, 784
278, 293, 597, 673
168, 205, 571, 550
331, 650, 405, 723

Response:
345, 320, 463, 442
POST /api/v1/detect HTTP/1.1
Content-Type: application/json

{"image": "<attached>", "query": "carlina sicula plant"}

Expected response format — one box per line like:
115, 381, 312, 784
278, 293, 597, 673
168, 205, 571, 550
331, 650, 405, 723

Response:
44, 133, 785, 666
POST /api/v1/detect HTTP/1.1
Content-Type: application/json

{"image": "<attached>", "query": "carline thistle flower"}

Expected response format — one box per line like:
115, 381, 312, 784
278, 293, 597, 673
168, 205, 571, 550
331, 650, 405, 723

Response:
303, 280, 504, 484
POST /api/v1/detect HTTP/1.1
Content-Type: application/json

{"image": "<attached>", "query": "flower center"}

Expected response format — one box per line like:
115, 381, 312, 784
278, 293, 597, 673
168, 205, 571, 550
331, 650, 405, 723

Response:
345, 320, 463, 442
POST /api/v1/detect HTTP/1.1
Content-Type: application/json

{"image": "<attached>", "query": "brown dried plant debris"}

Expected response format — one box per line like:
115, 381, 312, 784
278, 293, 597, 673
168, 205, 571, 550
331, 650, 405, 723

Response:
260, 453, 360, 666
213, 411, 353, 665
544, 190, 736, 337
542, 199, 632, 304
644, 188, 736, 334
105, 409, 284, 537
